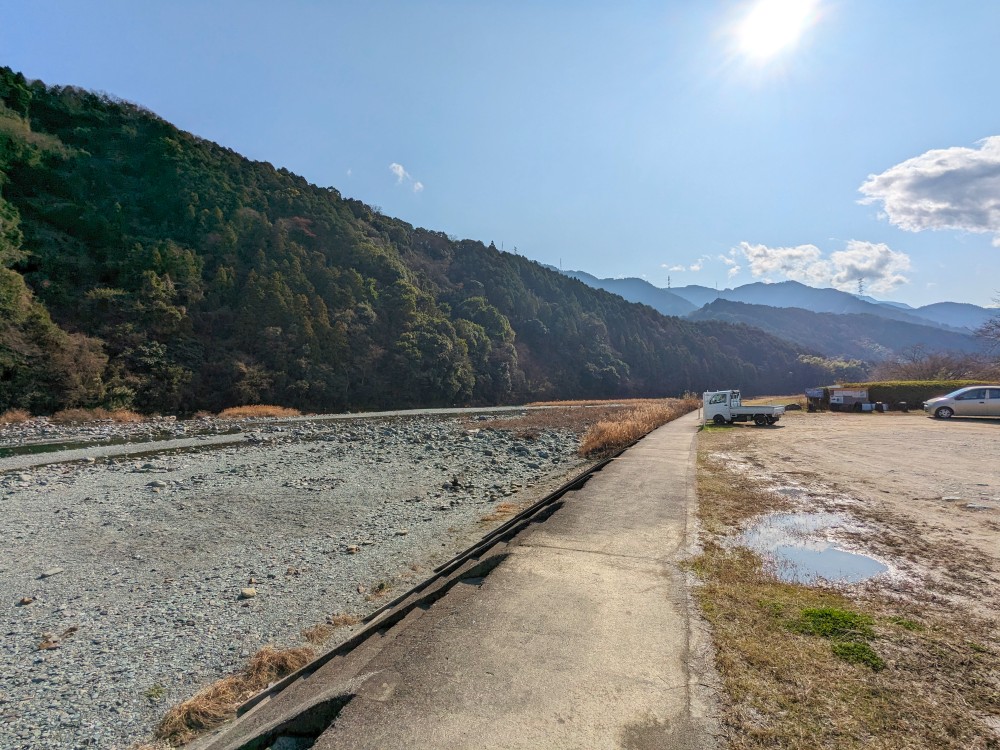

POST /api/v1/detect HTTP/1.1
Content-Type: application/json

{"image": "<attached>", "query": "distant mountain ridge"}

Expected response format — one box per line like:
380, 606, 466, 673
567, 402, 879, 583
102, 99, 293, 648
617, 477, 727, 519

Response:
560, 271, 993, 334
551, 268, 696, 317
688, 299, 986, 362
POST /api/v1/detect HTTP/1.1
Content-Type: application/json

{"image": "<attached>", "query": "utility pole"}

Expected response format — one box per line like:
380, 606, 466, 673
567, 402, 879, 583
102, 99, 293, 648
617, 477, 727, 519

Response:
857, 277, 865, 296
667, 275, 671, 289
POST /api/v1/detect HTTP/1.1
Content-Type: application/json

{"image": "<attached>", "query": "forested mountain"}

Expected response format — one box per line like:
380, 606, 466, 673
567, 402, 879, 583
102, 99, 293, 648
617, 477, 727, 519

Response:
689, 299, 984, 361
0, 67, 832, 414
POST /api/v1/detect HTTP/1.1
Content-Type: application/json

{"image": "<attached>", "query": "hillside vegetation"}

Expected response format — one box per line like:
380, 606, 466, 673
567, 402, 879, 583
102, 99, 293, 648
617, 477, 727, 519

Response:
0, 67, 829, 414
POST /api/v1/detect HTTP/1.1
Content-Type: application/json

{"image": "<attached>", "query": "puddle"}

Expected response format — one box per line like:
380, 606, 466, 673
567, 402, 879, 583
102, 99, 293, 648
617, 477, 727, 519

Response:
739, 512, 888, 584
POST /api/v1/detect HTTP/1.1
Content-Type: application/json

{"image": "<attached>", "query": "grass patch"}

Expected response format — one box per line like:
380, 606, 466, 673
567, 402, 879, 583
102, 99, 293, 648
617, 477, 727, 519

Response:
579, 397, 699, 456
216, 405, 302, 419
154, 645, 313, 745
787, 607, 876, 640
0, 408, 31, 424
50, 408, 145, 423
830, 641, 886, 671
694, 428, 1000, 748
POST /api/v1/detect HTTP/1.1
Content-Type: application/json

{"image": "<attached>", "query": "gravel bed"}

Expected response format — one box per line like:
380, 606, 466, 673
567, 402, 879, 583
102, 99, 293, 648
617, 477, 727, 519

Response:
0, 412, 590, 749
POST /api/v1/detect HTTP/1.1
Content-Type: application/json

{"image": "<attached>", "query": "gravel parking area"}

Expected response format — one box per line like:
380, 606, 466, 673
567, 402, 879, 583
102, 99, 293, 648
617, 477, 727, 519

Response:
1, 411, 592, 749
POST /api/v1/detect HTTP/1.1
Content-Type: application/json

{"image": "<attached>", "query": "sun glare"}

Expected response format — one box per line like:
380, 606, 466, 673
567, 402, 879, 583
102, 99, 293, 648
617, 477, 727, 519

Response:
737, 0, 818, 61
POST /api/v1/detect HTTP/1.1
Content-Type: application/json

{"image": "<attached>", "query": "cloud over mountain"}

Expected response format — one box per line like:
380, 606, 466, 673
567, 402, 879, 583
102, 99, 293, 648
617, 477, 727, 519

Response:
859, 136, 1000, 245
732, 240, 910, 292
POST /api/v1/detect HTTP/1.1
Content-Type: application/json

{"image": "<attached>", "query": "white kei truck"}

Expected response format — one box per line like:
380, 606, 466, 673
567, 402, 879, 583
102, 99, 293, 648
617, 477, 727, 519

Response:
703, 389, 785, 426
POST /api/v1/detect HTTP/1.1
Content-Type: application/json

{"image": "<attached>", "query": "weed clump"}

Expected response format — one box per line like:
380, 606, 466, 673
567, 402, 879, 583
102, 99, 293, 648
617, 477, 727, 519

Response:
155, 645, 313, 745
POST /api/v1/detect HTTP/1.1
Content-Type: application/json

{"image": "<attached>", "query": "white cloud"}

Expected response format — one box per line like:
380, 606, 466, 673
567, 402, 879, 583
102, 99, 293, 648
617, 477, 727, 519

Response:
346, 168, 352, 177
736, 242, 830, 285
727, 264, 742, 278
389, 162, 408, 182
390, 162, 425, 193
859, 136, 1000, 245
733, 240, 911, 292
828, 241, 911, 292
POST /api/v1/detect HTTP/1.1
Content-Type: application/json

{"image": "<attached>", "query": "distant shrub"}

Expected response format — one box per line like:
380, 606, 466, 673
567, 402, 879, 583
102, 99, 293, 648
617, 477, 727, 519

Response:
217, 405, 302, 419
840, 380, 986, 408
0, 408, 31, 424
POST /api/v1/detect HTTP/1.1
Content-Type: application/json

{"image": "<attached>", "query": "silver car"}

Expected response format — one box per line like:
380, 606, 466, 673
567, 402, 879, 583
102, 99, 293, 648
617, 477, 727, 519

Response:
923, 386, 1000, 419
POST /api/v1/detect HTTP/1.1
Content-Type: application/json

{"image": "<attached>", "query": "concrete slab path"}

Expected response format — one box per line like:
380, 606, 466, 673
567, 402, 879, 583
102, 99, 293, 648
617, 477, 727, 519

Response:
312, 411, 717, 749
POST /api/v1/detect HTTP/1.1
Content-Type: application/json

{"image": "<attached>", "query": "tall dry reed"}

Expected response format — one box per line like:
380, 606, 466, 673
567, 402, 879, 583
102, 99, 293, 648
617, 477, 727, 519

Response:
579, 397, 699, 456
216, 405, 302, 419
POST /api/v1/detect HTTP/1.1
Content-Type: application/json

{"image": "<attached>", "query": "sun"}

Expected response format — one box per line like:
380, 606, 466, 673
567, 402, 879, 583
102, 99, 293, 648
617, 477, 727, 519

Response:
737, 0, 819, 61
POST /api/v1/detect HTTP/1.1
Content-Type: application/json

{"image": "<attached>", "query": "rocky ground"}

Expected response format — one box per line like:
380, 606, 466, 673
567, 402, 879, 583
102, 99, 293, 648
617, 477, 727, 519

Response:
0, 409, 594, 750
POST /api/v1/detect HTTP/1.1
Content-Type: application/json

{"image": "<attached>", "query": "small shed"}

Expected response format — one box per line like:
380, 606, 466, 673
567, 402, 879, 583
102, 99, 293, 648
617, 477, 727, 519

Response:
829, 387, 869, 411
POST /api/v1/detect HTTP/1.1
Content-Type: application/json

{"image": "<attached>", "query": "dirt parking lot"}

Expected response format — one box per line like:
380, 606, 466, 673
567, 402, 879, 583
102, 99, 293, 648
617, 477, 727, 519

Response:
710, 409, 1000, 616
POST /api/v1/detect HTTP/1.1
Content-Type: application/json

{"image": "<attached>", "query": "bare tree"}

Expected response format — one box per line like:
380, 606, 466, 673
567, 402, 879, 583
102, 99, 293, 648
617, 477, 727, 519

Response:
975, 297, 1000, 352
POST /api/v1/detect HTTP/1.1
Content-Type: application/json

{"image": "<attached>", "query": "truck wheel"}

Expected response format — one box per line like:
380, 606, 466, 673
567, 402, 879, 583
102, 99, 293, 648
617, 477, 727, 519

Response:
766, 416, 777, 425
713, 414, 726, 425
753, 414, 768, 426
935, 406, 954, 419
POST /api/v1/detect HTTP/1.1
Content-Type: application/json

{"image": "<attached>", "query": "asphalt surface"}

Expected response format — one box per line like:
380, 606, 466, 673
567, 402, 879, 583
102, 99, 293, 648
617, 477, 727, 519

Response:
194, 411, 718, 750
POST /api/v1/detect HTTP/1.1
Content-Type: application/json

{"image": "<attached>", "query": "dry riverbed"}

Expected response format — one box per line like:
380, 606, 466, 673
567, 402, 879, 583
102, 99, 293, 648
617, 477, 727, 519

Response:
1, 408, 600, 750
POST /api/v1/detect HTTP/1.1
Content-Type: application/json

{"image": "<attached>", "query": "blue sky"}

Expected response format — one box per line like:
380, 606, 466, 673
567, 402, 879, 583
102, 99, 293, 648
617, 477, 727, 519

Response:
3, 0, 998, 307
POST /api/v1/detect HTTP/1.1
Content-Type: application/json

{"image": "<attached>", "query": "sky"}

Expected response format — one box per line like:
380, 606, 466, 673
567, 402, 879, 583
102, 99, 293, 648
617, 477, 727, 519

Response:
2, 0, 999, 308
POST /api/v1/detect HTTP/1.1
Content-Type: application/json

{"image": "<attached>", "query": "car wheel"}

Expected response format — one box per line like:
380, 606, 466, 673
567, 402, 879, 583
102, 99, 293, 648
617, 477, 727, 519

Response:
713, 414, 726, 425
935, 406, 954, 419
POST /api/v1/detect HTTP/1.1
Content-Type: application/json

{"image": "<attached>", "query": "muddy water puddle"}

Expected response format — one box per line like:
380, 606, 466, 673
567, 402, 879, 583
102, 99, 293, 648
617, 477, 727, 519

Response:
740, 511, 888, 584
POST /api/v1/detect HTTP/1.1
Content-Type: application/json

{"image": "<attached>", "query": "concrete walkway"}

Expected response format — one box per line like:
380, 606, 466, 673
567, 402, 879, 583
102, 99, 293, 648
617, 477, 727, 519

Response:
196, 411, 718, 750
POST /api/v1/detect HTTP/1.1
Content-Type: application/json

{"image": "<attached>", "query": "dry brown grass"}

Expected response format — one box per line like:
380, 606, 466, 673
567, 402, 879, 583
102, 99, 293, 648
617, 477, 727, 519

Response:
328, 613, 361, 627
216, 405, 302, 419
578, 397, 699, 456
694, 434, 1000, 749
301, 613, 360, 645
526, 399, 632, 406
49, 408, 145, 423
154, 645, 313, 746
479, 501, 526, 524
301, 624, 336, 644
0, 408, 31, 424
